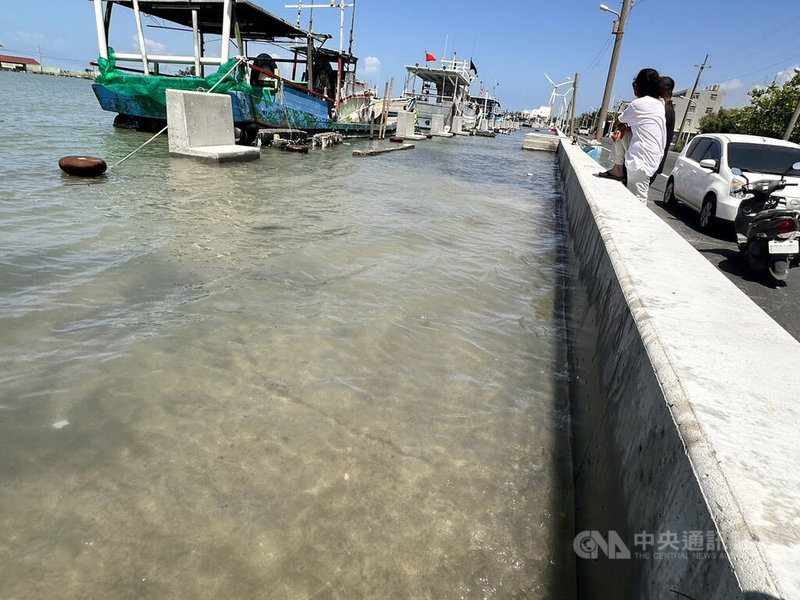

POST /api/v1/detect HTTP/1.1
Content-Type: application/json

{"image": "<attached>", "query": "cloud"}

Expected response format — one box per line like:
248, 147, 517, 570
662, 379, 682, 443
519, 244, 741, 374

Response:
775, 65, 800, 85
363, 56, 380, 75
145, 39, 166, 54
131, 34, 166, 54
718, 78, 751, 108
14, 30, 48, 45
719, 78, 744, 91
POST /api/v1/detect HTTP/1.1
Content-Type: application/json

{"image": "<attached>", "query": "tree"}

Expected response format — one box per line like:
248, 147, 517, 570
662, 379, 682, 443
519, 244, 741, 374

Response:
698, 106, 750, 135
744, 73, 800, 141
698, 74, 800, 143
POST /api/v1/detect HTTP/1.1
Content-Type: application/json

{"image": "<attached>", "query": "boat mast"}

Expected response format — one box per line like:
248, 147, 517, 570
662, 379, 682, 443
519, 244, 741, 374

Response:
132, 0, 150, 74
192, 10, 201, 75
93, 0, 108, 60
221, 0, 232, 63
286, 1, 353, 112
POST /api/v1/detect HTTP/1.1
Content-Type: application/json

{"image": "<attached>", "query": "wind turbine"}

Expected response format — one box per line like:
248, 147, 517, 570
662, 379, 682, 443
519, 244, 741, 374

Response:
545, 73, 572, 125
554, 87, 574, 130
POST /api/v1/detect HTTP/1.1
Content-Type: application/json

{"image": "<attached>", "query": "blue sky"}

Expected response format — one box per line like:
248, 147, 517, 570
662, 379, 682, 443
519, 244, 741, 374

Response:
1, 0, 798, 113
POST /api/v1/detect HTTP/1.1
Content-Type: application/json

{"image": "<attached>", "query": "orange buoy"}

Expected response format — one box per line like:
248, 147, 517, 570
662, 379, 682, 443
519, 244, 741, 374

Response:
389, 136, 404, 143
285, 144, 308, 153
58, 156, 107, 177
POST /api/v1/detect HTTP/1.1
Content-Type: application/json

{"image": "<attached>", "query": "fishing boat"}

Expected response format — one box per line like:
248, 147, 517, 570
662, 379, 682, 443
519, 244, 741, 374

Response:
89, 0, 379, 140
398, 56, 477, 132
470, 92, 501, 130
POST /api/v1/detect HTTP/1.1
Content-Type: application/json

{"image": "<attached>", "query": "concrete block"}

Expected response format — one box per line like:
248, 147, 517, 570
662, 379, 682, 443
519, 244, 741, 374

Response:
451, 115, 463, 133
396, 111, 415, 138
166, 89, 260, 163
430, 114, 444, 135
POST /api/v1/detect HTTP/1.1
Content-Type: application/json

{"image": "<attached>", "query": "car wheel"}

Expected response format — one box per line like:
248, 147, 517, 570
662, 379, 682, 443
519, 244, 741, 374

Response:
663, 179, 677, 206
699, 196, 716, 231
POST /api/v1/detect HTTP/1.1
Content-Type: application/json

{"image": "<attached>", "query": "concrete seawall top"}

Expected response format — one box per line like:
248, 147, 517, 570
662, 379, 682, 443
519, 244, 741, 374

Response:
558, 140, 800, 598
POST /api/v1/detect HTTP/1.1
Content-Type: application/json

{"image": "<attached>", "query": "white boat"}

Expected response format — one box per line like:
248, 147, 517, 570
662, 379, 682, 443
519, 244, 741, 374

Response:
400, 57, 476, 131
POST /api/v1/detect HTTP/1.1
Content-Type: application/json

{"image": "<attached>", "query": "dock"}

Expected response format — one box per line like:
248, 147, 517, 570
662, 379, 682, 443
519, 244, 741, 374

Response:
352, 143, 415, 157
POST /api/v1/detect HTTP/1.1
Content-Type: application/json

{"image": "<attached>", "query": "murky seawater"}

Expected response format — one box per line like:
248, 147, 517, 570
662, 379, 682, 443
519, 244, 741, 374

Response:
0, 71, 573, 599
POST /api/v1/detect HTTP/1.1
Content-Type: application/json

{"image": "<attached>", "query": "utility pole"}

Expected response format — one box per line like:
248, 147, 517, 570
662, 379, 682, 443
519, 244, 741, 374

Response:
568, 72, 579, 136
595, 0, 632, 141
673, 54, 710, 150
782, 67, 800, 141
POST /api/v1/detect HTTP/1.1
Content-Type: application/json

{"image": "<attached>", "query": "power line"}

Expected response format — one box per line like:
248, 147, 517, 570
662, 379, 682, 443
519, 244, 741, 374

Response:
583, 35, 614, 76
673, 54, 709, 149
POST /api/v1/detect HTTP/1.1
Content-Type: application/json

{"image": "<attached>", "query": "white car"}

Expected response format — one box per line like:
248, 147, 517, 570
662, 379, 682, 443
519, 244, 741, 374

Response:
577, 126, 590, 136
663, 133, 800, 231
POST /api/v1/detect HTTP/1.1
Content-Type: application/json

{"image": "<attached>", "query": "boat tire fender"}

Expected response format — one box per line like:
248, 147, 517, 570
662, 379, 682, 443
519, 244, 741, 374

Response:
58, 156, 108, 177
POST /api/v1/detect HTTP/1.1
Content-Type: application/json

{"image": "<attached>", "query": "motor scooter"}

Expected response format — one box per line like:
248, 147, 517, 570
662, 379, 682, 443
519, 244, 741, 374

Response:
732, 161, 800, 284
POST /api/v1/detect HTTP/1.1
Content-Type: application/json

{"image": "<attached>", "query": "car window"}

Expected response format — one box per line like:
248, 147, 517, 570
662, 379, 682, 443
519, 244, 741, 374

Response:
687, 138, 712, 162
727, 143, 800, 176
702, 140, 722, 163
684, 137, 704, 158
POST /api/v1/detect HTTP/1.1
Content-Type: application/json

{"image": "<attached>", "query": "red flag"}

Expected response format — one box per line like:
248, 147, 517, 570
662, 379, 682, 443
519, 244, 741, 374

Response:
425, 52, 436, 62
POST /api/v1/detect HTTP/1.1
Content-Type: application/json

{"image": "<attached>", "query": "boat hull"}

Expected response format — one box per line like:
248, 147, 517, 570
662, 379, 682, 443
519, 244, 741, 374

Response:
92, 80, 334, 131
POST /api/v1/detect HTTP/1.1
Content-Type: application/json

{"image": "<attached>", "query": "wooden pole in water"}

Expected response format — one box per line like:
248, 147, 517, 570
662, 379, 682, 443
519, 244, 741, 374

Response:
379, 77, 393, 139
379, 81, 389, 140
369, 106, 375, 140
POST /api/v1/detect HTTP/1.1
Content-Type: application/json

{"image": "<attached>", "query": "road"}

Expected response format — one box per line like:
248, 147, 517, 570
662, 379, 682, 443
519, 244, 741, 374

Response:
592, 140, 800, 341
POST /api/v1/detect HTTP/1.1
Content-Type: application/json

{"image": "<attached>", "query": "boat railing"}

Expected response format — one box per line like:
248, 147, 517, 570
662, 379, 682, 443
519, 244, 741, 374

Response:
437, 58, 472, 77
414, 92, 456, 104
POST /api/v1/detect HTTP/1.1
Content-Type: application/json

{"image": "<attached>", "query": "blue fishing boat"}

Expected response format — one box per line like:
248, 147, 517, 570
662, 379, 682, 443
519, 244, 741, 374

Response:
90, 0, 378, 140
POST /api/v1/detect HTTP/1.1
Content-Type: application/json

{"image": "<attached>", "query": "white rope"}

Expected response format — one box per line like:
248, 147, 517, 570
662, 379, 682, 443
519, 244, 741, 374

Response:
110, 56, 247, 169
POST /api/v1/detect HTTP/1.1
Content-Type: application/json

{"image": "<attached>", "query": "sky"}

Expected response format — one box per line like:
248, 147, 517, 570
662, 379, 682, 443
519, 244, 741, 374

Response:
1, 0, 798, 114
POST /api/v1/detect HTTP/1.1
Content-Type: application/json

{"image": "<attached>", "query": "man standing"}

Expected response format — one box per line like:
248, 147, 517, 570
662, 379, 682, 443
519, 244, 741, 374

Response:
651, 76, 675, 184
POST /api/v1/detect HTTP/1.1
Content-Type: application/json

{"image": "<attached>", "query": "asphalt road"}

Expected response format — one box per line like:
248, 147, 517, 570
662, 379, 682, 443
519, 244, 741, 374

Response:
593, 140, 800, 342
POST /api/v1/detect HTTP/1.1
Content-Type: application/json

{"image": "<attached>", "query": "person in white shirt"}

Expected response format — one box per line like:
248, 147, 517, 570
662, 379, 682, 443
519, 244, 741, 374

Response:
598, 68, 667, 203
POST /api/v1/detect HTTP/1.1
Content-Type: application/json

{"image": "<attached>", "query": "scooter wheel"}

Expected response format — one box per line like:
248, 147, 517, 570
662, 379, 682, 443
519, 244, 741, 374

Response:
768, 257, 789, 283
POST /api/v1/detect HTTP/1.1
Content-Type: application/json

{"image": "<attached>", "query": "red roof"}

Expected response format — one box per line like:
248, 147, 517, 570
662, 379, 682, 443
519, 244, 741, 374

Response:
0, 55, 41, 66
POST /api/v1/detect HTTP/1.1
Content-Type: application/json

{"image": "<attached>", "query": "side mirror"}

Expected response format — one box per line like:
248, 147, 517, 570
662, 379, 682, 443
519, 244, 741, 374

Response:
780, 161, 800, 177
699, 158, 718, 171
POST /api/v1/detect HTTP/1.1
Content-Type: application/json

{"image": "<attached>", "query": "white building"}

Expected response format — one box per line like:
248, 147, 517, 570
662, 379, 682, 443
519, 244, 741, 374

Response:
672, 84, 726, 143
522, 105, 551, 124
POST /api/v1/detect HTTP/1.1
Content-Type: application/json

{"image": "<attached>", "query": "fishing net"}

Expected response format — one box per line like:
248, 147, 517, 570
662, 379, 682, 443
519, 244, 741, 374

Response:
94, 48, 270, 118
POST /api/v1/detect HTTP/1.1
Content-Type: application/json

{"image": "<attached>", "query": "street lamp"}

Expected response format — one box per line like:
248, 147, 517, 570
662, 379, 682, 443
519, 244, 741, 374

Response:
782, 66, 800, 141
594, 0, 632, 141
599, 4, 619, 17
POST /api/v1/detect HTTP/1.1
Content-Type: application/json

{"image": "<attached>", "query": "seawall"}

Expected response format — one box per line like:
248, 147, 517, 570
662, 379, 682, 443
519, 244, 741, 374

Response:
557, 140, 800, 599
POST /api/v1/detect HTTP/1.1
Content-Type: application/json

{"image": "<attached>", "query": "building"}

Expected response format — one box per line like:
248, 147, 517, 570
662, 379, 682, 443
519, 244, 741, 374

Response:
671, 84, 726, 143
522, 105, 552, 125
0, 54, 41, 72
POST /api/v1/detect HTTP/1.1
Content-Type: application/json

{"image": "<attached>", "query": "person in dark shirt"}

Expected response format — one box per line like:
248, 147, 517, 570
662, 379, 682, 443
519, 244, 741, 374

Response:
651, 76, 675, 184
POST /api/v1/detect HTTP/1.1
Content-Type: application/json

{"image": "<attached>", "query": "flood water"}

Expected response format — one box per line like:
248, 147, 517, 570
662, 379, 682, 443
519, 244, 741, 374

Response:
0, 71, 574, 599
